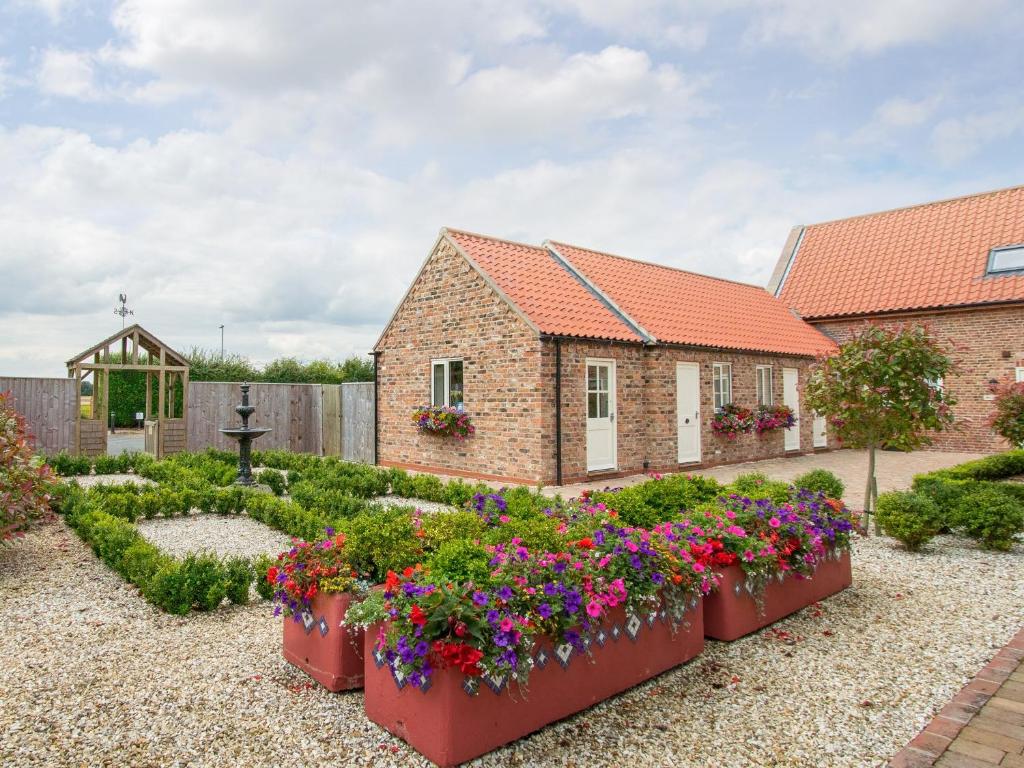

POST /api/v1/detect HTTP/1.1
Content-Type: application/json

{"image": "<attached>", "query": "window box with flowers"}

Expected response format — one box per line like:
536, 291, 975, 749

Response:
753, 404, 796, 436
710, 403, 754, 440
697, 491, 855, 641
270, 530, 375, 691
412, 405, 475, 440
346, 521, 713, 767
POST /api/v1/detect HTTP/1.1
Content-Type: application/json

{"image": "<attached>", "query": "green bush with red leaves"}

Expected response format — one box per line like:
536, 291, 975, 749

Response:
1, 391, 56, 541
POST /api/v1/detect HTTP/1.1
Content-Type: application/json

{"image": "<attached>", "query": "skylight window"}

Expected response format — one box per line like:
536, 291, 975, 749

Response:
988, 244, 1024, 274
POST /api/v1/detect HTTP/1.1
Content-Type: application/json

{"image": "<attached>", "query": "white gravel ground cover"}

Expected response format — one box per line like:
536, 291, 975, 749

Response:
136, 515, 293, 559
2, 521, 1021, 768
70, 473, 154, 489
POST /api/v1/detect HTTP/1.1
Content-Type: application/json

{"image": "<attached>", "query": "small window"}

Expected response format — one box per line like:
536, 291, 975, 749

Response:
587, 363, 610, 419
712, 363, 732, 411
1016, 367, 1024, 383
988, 245, 1024, 274
756, 365, 773, 406
431, 359, 464, 408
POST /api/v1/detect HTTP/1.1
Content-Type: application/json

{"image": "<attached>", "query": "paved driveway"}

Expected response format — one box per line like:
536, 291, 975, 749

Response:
551, 449, 986, 509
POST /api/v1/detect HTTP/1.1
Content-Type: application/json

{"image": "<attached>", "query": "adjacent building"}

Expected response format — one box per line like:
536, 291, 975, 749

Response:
770, 184, 1024, 452
375, 228, 836, 485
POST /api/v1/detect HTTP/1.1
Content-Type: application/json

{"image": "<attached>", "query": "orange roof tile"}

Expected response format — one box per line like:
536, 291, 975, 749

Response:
445, 229, 643, 342
549, 241, 835, 357
777, 185, 1024, 319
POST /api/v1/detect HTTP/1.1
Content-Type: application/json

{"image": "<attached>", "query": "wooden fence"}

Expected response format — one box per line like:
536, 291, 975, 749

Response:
0, 377, 77, 456
186, 381, 374, 462
3, 376, 375, 462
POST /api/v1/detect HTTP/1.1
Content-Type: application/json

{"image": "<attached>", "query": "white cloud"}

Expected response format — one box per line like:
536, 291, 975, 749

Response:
744, 0, 1014, 58
931, 104, 1024, 164
850, 94, 943, 145
37, 48, 97, 99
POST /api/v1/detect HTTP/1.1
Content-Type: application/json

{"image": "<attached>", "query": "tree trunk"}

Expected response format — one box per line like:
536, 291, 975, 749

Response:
863, 442, 877, 536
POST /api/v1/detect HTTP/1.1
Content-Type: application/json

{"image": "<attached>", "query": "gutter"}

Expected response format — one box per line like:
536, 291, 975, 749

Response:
371, 350, 381, 465
555, 338, 562, 486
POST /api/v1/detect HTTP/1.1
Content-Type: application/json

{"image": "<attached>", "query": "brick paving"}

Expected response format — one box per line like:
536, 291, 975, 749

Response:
549, 448, 985, 509
889, 628, 1024, 768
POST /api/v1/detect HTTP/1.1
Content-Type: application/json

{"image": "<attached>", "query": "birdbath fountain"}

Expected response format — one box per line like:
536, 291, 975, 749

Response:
219, 383, 272, 486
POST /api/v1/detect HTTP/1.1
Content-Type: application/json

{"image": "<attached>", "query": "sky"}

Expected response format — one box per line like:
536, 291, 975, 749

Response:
1, 0, 1023, 377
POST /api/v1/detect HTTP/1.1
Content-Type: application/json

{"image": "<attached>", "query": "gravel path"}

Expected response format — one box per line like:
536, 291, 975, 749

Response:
136, 515, 293, 559
70, 473, 154, 489
1, 520, 1021, 767
376, 495, 456, 514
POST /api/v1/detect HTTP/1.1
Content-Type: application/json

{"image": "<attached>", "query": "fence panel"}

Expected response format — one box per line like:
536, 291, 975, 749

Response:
322, 385, 342, 456
0, 376, 77, 455
187, 382, 324, 455
341, 381, 374, 464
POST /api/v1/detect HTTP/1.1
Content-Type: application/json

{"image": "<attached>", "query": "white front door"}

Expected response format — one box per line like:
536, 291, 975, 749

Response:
783, 367, 800, 451
676, 362, 701, 463
813, 412, 827, 448
586, 359, 616, 472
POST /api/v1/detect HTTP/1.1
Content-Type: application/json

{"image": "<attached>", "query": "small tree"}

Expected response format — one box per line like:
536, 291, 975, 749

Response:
1, 391, 56, 541
805, 324, 955, 533
988, 377, 1024, 447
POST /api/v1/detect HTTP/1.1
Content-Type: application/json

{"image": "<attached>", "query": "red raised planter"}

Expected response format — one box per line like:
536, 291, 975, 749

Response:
282, 592, 364, 691
702, 549, 852, 641
364, 599, 704, 767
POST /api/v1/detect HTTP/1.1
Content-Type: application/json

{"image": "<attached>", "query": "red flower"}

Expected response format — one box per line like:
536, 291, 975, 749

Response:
409, 604, 427, 626
402, 566, 415, 579
575, 537, 594, 550
266, 566, 278, 584
384, 570, 400, 591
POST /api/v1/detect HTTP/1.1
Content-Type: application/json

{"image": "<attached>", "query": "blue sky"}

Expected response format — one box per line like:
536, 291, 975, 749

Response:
1, 0, 1022, 376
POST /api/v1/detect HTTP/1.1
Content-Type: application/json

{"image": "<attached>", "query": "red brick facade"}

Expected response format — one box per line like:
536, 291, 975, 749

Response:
812, 305, 1024, 453
376, 236, 832, 485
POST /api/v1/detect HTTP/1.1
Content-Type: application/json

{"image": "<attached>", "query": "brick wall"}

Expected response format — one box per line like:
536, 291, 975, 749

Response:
812, 305, 1024, 453
375, 238, 547, 483
539, 340, 829, 484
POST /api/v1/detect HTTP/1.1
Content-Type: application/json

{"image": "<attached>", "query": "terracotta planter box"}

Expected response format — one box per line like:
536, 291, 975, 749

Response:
282, 592, 364, 691
702, 549, 852, 641
364, 599, 704, 767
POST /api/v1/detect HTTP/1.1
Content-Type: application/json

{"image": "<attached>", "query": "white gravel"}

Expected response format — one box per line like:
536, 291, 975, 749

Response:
3, 521, 1020, 767
136, 515, 293, 559
70, 473, 154, 489
376, 495, 457, 514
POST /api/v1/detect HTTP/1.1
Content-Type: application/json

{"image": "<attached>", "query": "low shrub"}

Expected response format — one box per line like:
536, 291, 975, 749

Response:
253, 554, 276, 600
258, 469, 287, 496
953, 488, 1024, 551
388, 467, 416, 497
181, 553, 227, 612
482, 514, 563, 554
728, 472, 791, 503
341, 508, 420, 582
121, 539, 167, 587
590, 473, 724, 528
46, 451, 93, 476
425, 539, 493, 584
876, 491, 943, 551
420, 510, 486, 551
288, 482, 369, 518
443, 478, 485, 508
410, 473, 446, 503
792, 469, 845, 500
145, 561, 192, 615
224, 556, 253, 605
92, 454, 123, 475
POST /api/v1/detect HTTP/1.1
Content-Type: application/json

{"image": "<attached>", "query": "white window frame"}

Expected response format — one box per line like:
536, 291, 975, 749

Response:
712, 362, 732, 412
988, 244, 1024, 275
755, 365, 773, 406
431, 358, 464, 408
1016, 367, 1024, 383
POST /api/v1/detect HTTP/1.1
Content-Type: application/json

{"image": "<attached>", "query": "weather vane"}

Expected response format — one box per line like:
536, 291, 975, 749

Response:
114, 293, 134, 328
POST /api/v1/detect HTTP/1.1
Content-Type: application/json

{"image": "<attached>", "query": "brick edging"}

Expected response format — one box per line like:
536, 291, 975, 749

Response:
888, 626, 1024, 767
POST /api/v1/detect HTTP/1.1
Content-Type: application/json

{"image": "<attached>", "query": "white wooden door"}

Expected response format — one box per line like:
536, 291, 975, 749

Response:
783, 367, 800, 451
586, 360, 616, 471
813, 412, 827, 448
676, 362, 701, 463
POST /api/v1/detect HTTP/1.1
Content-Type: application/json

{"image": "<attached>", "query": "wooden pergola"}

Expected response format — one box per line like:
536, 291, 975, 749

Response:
66, 324, 190, 458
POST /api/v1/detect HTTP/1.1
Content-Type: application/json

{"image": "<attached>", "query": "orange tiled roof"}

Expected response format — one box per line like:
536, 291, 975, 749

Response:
445, 229, 643, 342
777, 185, 1024, 319
549, 241, 836, 357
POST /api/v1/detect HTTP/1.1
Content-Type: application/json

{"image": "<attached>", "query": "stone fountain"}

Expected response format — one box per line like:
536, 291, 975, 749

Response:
219, 383, 271, 486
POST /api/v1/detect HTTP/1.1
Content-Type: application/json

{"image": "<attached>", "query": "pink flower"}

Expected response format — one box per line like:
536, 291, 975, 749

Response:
768, 517, 781, 528
500, 618, 514, 632
725, 510, 736, 520
692, 562, 705, 573
743, 550, 755, 562
586, 600, 603, 618
499, 515, 511, 524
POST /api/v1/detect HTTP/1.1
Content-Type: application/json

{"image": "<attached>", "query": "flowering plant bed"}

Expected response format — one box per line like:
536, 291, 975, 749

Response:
269, 529, 375, 691
694, 490, 855, 640
754, 404, 796, 435
363, 599, 703, 767
412, 406, 475, 440
710, 403, 754, 440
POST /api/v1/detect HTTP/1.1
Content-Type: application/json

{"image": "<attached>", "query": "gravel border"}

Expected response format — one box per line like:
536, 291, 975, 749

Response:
136, 515, 293, 559
2, 521, 1021, 767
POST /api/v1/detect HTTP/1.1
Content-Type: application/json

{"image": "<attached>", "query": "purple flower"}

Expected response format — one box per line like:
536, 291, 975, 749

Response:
537, 602, 553, 619
472, 591, 489, 607
414, 641, 429, 657
496, 585, 514, 602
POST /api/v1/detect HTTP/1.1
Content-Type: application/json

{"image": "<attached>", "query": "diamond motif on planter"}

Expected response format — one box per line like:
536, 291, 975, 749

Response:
832, 548, 839, 560
581, 634, 592, 653
317, 617, 329, 637
733, 581, 743, 596
610, 623, 622, 641
625, 613, 642, 642
372, 648, 385, 668
595, 629, 607, 647
419, 675, 432, 694
689, 597, 699, 611
646, 611, 658, 628
391, 667, 406, 691
658, 609, 667, 623
554, 643, 574, 669
301, 610, 315, 634
484, 673, 507, 695
745, 579, 756, 595
535, 647, 549, 669
776, 571, 785, 583
462, 677, 479, 696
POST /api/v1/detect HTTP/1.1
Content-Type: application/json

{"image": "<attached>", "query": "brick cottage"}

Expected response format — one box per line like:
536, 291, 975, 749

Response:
769, 184, 1024, 453
374, 228, 836, 485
